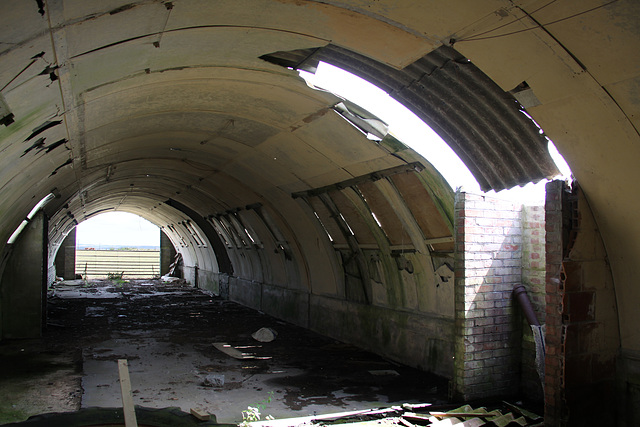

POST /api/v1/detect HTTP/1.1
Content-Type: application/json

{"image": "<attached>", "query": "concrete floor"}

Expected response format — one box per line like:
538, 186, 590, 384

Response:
0, 279, 449, 425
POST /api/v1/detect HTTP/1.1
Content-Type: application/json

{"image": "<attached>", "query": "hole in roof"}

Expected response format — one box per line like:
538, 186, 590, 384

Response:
299, 62, 572, 204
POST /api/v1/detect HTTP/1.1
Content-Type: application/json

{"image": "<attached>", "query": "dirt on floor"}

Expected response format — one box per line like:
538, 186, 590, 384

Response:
0, 279, 450, 424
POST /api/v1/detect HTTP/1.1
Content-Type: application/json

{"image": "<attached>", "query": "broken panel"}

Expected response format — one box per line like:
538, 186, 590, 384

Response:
263, 44, 559, 191
390, 172, 454, 253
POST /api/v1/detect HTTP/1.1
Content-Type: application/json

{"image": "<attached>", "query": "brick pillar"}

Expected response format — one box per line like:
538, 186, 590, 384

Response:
544, 181, 564, 424
544, 180, 620, 425
453, 192, 523, 400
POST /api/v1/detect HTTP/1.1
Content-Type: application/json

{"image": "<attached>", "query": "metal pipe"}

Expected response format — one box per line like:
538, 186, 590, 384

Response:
513, 284, 540, 326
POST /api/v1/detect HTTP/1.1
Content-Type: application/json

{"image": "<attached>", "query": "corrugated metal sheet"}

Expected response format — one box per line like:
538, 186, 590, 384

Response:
262, 45, 558, 192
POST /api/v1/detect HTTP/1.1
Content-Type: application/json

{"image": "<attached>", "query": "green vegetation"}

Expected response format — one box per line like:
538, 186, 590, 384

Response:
0, 401, 28, 424
107, 272, 127, 287
106, 272, 124, 280
240, 391, 274, 426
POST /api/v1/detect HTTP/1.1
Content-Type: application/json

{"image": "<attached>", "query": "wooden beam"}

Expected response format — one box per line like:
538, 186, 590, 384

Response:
190, 408, 211, 421
118, 359, 138, 427
424, 236, 454, 244
291, 162, 423, 199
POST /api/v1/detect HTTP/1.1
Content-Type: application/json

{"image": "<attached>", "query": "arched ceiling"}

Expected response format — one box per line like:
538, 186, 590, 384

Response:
2, 0, 640, 351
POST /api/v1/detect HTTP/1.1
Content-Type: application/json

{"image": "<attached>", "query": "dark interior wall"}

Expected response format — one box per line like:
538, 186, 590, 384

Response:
226, 166, 458, 378
0, 211, 47, 339
619, 350, 640, 426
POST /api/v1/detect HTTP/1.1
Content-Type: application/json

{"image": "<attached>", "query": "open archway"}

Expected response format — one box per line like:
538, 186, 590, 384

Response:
1, 1, 639, 424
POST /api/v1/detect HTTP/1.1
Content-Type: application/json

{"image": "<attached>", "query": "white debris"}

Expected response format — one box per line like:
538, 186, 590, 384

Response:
251, 327, 278, 343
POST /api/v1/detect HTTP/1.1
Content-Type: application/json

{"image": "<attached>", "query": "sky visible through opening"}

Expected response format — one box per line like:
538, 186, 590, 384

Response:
77, 62, 572, 248
299, 62, 571, 200
76, 212, 159, 249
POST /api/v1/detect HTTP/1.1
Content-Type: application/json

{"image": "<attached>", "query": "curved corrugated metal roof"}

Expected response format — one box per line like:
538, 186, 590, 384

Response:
262, 45, 558, 192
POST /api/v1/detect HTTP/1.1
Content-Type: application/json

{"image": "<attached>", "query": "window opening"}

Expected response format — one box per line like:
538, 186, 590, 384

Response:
223, 216, 246, 248
168, 224, 188, 247
356, 181, 411, 246
339, 213, 355, 236
228, 214, 252, 248
244, 228, 255, 244
183, 220, 206, 247
313, 211, 334, 242
370, 211, 383, 229
352, 184, 389, 241
208, 216, 233, 248
74, 212, 160, 279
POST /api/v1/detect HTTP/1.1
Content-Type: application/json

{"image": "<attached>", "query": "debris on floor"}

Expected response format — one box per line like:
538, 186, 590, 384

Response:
1, 279, 453, 424
202, 374, 225, 388
213, 342, 261, 360
248, 402, 542, 427
2, 406, 223, 426
190, 407, 212, 421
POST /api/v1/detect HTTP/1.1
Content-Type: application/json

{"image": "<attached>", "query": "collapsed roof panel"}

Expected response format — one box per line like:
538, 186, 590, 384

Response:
261, 44, 559, 192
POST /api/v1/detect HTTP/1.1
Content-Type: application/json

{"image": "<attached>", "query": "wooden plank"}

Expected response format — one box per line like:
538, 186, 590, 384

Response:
424, 236, 454, 245
118, 359, 139, 427
190, 408, 211, 421
213, 342, 255, 359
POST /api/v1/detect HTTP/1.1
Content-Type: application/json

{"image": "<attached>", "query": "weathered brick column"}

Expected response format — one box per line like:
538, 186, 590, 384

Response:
544, 180, 620, 425
453, 192, 523, 400
544, 181, 564, 424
